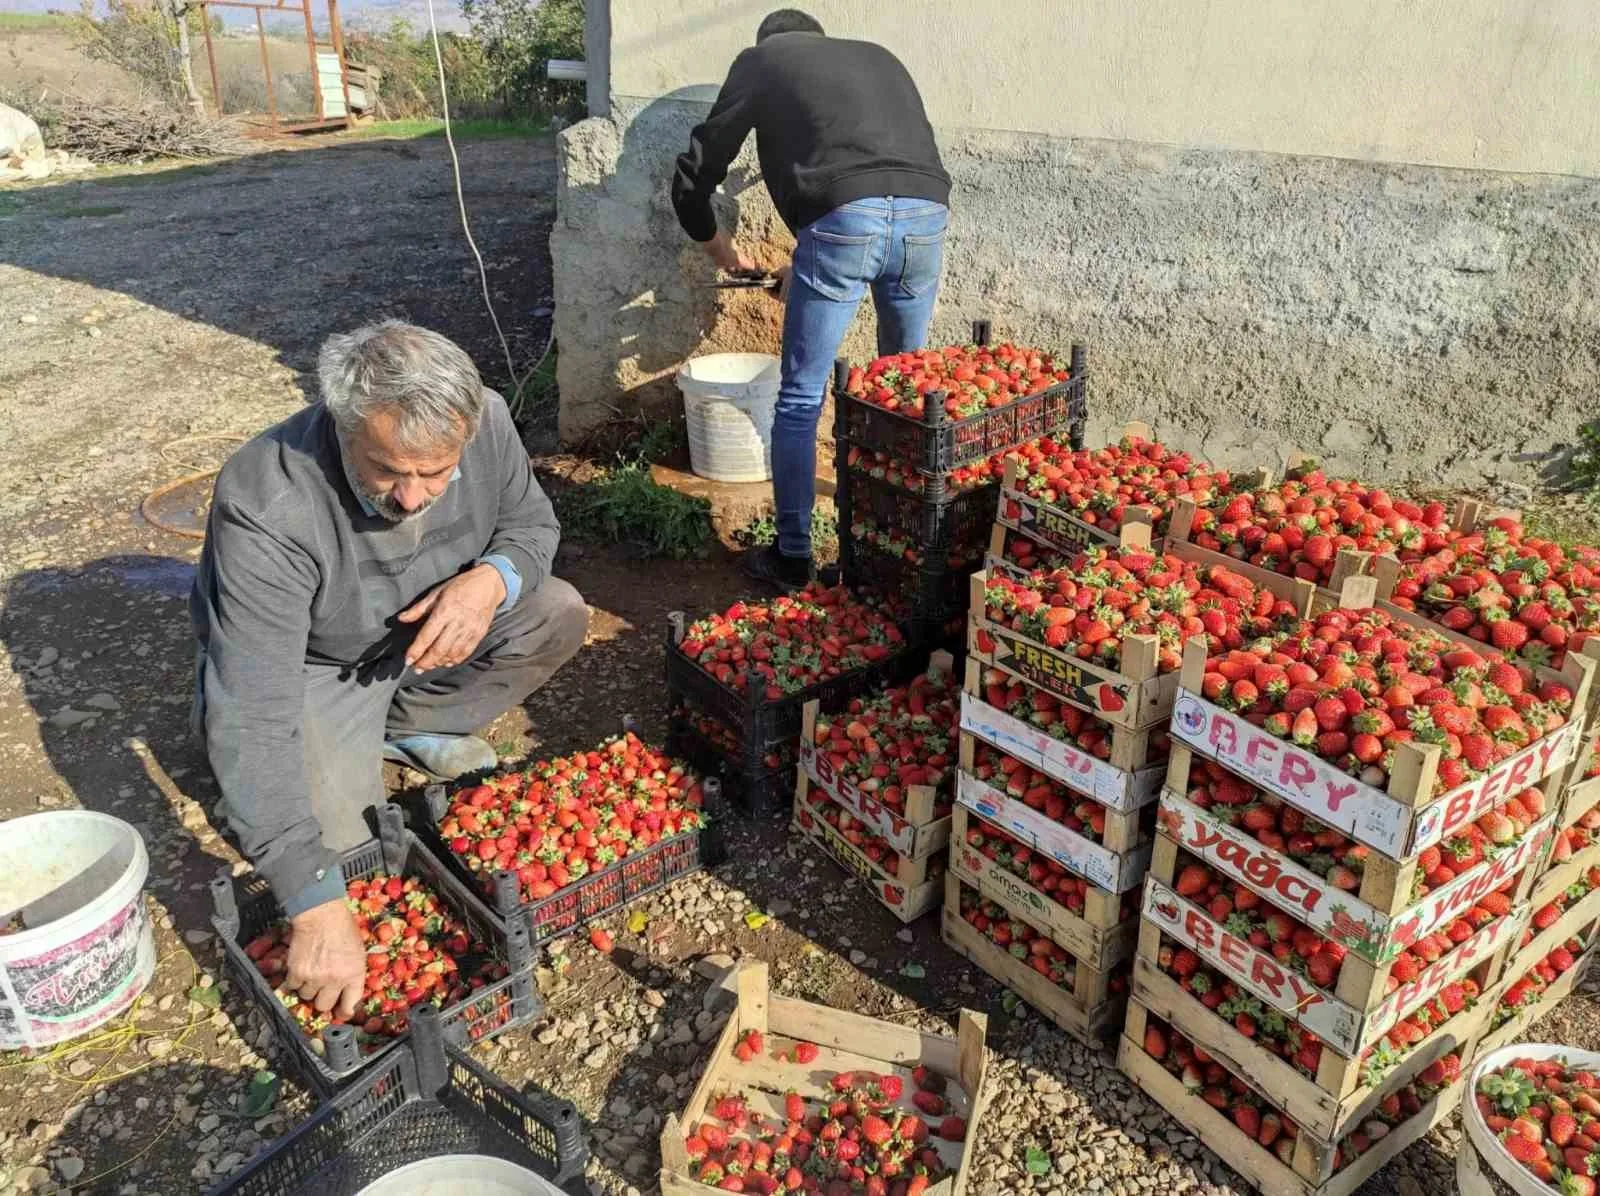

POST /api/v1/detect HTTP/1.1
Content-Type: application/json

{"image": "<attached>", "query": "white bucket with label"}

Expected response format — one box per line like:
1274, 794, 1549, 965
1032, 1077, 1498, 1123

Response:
0, 810, 155, 1048
1461, 1042, 1600, 1196
355, 1156, 568, 1196
678, 352, 780, 483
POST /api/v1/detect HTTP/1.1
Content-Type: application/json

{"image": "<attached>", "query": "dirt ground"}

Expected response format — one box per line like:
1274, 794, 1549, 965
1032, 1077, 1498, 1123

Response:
3, 128, 1600, 1196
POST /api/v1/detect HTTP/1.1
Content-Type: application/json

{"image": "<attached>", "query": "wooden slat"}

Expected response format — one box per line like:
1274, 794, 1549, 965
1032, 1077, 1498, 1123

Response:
770, 996, 959, 1073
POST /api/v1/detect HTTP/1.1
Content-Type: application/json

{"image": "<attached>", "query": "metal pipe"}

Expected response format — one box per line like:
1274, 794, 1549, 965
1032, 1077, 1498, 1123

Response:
256, 10, 278, 124
302, 0, 321, 121
199, 3, 223, 115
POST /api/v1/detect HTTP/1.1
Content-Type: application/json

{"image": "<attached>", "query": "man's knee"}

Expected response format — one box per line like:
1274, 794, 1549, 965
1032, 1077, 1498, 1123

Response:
502, 575, 589, 666
540, 576, 590, 663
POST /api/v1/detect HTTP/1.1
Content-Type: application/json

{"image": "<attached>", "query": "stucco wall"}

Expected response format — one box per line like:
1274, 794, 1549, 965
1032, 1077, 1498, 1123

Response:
551, 4, 1600, 486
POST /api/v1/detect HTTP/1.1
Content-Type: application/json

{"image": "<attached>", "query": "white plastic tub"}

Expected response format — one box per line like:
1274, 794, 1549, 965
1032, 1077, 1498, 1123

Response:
355, 1155, 569, 1196
1461, 1042, 1600, 1196
678, 352, 780, 483
0, 810, 155, 1048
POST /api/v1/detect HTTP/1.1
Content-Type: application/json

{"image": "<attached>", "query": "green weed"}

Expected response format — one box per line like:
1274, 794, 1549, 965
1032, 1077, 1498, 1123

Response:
560, 464, 712, 559
734, 507, 839, 559
346, 116, 549, 142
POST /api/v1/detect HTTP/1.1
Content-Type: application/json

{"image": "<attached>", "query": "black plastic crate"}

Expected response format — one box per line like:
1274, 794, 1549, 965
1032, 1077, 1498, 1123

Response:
209, 1003, 588, 1196
839, 468, 997, 557
408, 778, 725, 951
835, 325, 1088, 475
211, 806, 539, 1098
665, 610, 918, 752
839, 536, 979, 623
666, 713, 794, 818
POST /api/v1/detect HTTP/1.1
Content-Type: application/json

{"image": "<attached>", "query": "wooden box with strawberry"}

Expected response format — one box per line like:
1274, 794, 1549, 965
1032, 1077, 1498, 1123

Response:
211, 806, 539, 1097
791, 792, 945, 923
959, 657, 1170, 813
793, 653, 959, 863
966, 524, 1316, 731
1131, 817, 1528, 1142
1166, 597, 1596, 864
1119, 1000, 1473, 1196
948, 803, 1139, 971
941, 872, 1128, 1043
1477, 895, 1600, 1057
660, 960, 989, 1196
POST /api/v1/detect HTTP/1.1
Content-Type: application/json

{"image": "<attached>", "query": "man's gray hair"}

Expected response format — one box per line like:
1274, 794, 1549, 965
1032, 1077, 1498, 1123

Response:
318, 321, 484, 450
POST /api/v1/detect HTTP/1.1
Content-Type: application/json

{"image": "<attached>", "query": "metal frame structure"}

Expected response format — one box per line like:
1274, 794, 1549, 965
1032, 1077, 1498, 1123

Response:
195, 0, 353, 134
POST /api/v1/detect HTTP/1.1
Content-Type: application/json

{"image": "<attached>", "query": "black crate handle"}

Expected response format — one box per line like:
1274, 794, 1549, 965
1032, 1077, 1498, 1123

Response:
323, 1022, 359, 1073
492, 869, 522, 919
411, 1003, 449, 1096
210, 866, 238, 933
972, 319, 991, 346
666, 611, 685, 646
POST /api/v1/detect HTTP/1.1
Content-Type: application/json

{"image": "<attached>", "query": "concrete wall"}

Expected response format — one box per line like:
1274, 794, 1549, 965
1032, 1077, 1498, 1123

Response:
551, 2, 1600, 487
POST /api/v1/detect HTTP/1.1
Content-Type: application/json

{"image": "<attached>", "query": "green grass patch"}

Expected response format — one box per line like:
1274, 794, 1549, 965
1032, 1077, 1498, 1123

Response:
346, 116, 550, 142
733, 507, 839, 563
559, 463, 713, 559
51, 204, 127, 218
0, 12, 70, 30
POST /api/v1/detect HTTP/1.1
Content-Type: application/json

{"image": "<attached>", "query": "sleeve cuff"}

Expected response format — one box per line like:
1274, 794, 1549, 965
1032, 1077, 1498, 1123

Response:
479, 554, 522, 612
281, 863, 347, 918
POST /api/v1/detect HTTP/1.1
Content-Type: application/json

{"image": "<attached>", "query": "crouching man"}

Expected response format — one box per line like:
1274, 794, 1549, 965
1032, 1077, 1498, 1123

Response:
191, 320, 588, 1021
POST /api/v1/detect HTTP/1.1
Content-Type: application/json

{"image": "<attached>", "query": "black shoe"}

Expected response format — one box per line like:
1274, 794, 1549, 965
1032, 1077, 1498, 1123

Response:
741, 545, 812, 592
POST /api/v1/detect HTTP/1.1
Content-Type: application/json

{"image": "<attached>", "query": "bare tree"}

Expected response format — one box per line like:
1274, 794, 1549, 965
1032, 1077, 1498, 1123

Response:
165, 0, 206, 116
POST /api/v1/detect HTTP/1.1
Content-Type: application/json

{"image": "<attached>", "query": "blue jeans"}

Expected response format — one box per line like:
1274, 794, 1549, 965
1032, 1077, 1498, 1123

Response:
773, 197, 949, 558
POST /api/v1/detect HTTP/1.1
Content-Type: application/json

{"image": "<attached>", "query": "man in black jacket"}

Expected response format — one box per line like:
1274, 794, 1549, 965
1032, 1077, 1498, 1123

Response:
672, 9, 950, 588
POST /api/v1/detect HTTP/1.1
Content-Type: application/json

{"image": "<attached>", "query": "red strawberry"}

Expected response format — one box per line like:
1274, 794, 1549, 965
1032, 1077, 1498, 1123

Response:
794, 1041, 819, 1064
912, 1064, 946, 1094
589, 927, 614, 954
938, 1115, 968, 1141
912, 1090, 946, 1117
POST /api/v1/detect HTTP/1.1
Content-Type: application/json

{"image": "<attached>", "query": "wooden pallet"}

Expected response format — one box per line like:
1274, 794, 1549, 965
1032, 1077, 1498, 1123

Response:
955, 757, 1151, 895
790, 800, 943, 922
1156, 782, 1553, 966
959, 657, 1166, 812
1119, 995, 1478, 1196
1167, 626, 1592, 860
950, 804, 1137, 970
941, 873, 1124, 1044
795, 687, 954, 862
660, 961, 989, 1196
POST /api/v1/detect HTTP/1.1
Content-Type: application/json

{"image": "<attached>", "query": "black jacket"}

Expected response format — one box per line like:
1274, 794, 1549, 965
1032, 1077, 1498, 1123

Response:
671, 31, 949, 242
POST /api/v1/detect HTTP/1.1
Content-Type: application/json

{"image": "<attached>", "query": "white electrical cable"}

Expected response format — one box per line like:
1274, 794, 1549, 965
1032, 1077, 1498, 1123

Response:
423, 0, 520, 390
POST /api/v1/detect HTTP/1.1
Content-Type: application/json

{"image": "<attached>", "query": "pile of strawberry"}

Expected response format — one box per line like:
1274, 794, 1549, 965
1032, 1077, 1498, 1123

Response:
1477, 1056, 1600, 1194
1200, 606, 1576, 795
994, 529, 1073, 577
800, 787, 934, 881
1495, 938, 1589, 1029
677, 585, 904, 699
1005, 434, 1235, 538
811, 670, 958, 815
1387, 518, 1600, 668
1552, 812, 1600, 868
674, 699, 792, 773
969, 741, 1110, 843
683, 1034, 966, 1194
1141, 1016, 1458, 1172
844, 444, 1016, 495
1187, 463, 1454, 584
959, 813, 1139, 919
843, 341, 1071, 421
979, 547, 1302, 672
957, 882, 1090, 991
1169, 856, 1347, 988
246, 872, 504, 1047
976, 667, 1172, 765
437, 734, 705, 905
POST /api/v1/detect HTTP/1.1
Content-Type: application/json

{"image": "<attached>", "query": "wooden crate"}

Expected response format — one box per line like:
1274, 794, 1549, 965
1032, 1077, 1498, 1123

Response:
1156, 783, 1553, 966
1531, 831, 1600, 909
790, 799, 943, 922
950, 803, 1137, 970
1475, 893, 1600, 1057
1167, 627, 1592, 860
795, 696, 953, 862
659, 961, 989, 1196
941, 873, 1124, 1044
960, 657, 1166, 812
957, 732, 1152, 893
984, 523, 1075, 582
993, 441, 1161, 557
1118, 995, 1479, 1196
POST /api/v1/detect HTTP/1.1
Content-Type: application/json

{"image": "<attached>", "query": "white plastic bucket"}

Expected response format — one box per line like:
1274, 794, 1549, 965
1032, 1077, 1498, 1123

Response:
1461, 1042, 1600, 1196
0, 810, 154, 1049
355, 1156, 569, 1196
677, 352, 780, 483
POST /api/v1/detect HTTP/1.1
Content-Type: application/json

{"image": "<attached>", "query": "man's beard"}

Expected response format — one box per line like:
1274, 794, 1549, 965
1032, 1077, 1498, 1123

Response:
361, 484, 441, 523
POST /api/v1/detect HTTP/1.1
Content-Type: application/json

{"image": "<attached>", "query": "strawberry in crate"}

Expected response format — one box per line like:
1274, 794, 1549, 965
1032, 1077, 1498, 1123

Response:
844, 341, 1072, 419
970, 741, 1113, 843
978, 669, 1172, 763
1200, 606, 1577, 795
1493, 937, 1590, 1029
1386, 516, 1600, 669
811, 668, 959, 815
960, 815, 1139, 919
979, 546, 1303, 671
675, 584, 903, 697
995, 528, 1074, 577
957, 884, 1098, 993
1005, 433, 1236, 538
1188, 462, 1455, 585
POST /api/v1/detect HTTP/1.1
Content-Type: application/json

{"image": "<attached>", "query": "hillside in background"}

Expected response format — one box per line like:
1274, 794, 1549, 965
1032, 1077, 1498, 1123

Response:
0, 0, 468, 33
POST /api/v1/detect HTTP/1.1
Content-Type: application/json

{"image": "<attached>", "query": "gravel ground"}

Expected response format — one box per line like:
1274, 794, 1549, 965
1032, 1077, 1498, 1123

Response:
4, 132, 1600, 1196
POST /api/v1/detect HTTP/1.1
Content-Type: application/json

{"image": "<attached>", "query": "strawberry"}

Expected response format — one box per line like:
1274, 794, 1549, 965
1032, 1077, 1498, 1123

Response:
912, 1064, 946, 1094
793, 1041, 819, 1064
912, 1090, 946, 1117
938, 1116, 968, 1142
589, 927, 615, 954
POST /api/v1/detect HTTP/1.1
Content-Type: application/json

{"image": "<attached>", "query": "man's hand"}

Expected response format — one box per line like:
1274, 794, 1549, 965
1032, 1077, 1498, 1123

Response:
705, 228, 755, 274
397, 563, 506, 672
285, 898, 366, 1020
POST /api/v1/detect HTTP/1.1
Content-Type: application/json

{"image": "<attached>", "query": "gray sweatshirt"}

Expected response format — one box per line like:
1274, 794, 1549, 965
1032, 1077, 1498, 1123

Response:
190, 393, 558, 912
